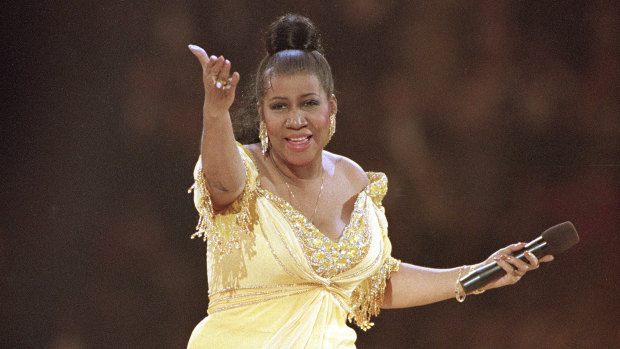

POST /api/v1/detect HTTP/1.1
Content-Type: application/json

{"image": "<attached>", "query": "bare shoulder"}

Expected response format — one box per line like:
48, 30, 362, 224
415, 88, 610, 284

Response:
243, 143, 275, 186
323, 151, 369, 193
242, 143, 266, 169
244, 143, 261, 160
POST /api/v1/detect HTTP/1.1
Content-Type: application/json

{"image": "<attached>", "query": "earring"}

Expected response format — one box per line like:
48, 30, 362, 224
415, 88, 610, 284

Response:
327, 114, 336, 142
259, 120, 269, 155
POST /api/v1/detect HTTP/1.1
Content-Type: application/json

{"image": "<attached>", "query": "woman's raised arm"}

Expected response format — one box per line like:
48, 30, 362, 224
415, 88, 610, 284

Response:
188, 45, 245, 210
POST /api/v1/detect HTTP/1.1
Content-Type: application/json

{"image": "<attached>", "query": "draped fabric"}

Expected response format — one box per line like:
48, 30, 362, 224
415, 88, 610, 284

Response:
187, 144, 400, 348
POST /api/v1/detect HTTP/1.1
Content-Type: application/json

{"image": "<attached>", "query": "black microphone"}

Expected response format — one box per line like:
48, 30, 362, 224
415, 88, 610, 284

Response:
459, 221, 580, 293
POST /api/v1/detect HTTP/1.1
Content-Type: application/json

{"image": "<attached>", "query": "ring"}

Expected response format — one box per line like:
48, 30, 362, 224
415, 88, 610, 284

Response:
211, 76, 232, 89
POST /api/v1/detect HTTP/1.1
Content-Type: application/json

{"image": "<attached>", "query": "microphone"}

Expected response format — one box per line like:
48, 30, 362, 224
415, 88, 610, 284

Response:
459, 221, 580, 294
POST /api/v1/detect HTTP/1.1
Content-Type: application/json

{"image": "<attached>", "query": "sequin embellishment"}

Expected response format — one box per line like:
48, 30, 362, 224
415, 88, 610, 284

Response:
258, 172, 387, 278
188, 153, 255, 259
348, 256, 400, 330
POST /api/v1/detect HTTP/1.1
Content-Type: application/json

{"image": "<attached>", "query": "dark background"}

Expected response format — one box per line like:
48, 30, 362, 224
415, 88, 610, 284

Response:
2, 1, 618, 348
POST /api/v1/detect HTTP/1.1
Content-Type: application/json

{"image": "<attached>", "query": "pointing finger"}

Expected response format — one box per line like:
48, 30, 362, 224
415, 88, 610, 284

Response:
188, 44, 209, 69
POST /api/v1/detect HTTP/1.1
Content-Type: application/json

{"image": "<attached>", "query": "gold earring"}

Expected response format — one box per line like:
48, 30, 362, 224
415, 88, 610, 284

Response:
327, 114, 336, 142
259, 120, 269, 155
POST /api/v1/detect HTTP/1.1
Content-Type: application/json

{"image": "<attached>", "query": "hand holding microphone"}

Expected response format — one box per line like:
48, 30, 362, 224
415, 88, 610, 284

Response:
460, 222, 580, 294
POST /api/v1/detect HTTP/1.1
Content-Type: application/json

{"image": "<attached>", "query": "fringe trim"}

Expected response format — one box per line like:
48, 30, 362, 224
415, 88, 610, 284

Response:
188, 160, 255, 259
348, 256, 401, 331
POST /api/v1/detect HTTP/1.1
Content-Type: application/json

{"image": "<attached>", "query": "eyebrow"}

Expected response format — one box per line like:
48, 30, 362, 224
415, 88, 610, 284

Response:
268, 92, 320, 102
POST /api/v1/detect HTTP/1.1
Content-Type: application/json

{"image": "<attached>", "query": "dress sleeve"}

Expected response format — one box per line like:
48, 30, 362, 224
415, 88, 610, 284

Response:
188, 143, 258, 258
348, 256, 400, 330
348, 172, 401, 331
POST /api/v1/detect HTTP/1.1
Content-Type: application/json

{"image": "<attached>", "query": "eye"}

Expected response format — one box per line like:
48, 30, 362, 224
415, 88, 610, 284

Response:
269, 102, 287, 110
303, 99, 320, 107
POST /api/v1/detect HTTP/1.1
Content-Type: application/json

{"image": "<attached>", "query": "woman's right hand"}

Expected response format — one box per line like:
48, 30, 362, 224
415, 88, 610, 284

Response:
188, 44, 240, 118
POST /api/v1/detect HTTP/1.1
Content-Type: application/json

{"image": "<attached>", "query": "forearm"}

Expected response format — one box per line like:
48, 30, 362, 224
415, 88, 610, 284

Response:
188, 45, 245, 209
382, 262, 478, 309
382, 242, 551, 309
200, 110, 246, 209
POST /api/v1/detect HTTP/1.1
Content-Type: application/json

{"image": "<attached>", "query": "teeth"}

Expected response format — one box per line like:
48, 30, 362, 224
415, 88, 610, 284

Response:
289, 136, 308, 141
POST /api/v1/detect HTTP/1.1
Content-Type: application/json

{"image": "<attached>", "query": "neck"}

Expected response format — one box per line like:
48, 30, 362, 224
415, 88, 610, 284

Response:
269, 151, 324, 183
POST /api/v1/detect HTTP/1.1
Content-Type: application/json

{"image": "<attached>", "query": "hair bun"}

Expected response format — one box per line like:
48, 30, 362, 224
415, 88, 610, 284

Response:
266, 14, 323, 55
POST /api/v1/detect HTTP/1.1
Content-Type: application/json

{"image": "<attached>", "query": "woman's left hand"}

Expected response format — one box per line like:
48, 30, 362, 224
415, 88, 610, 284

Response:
472, 243, 555, 292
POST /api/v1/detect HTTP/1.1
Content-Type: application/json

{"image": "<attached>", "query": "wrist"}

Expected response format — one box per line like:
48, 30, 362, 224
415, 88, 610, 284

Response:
455, 265, 487, 302
203, 108, 231, 120
454, 266, 468, 302
465, 263, 489, 294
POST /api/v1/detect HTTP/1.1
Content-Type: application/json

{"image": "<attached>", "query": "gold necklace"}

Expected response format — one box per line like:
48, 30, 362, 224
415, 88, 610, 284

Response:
269, 155, 325, 223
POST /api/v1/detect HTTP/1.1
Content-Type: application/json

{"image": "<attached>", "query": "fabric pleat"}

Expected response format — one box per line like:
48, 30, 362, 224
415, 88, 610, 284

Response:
187, 144, 400, 348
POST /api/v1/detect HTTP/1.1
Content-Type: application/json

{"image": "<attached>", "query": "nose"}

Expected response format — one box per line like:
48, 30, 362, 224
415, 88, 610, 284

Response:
285, 110, 308, 129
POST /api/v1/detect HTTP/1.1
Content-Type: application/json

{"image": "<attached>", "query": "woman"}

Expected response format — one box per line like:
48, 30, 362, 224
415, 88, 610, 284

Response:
186, 14, 553, 348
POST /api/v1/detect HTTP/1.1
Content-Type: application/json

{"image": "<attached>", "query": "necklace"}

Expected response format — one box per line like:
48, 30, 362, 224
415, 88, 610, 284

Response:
269, 155, 325, 223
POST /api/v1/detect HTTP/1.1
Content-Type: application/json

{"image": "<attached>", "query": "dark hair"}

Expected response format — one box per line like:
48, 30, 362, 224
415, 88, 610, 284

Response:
233, 14, 334, 143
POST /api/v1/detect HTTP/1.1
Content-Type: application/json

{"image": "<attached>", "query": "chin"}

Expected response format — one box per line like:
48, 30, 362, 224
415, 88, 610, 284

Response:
276, 142, 323, 166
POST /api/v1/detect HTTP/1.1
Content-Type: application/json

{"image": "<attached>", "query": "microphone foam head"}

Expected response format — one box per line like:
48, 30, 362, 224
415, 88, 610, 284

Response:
541, 221, 580, 255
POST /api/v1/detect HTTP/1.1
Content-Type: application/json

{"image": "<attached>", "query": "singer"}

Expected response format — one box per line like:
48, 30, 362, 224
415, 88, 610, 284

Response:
186, 14, 554, 348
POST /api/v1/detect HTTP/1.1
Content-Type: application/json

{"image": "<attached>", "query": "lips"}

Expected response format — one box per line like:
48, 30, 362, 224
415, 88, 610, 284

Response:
286, 135, 311, 142
284, 134, 313, 151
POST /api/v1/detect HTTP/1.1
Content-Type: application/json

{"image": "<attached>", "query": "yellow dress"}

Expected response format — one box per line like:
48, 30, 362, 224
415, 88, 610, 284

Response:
187, 144, 400, 349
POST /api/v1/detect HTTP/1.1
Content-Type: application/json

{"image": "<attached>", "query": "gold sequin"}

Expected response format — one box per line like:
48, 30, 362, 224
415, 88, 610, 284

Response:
190, 145, 397, 331
348, 256, 400, 330
189, 151, 256, 259
260, 187, 375, 278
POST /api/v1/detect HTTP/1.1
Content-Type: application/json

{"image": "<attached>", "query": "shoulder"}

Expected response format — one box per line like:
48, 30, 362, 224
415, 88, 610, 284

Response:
242, 143, 268, 173
243, 143, 261, 161
237, 143, 263, 169
323, 151, 369, 193
242, 143, 277, 188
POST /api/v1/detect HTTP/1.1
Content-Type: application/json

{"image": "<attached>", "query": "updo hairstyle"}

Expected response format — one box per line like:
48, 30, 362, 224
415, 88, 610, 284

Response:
255, 13, 334, 101
234, 14, 335, 143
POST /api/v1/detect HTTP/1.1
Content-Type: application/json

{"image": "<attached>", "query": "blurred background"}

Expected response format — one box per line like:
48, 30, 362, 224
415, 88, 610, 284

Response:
2, 0, 618, 348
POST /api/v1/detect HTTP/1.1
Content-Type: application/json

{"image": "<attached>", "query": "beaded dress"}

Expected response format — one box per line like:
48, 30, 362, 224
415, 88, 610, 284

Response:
187, 144, 400, 348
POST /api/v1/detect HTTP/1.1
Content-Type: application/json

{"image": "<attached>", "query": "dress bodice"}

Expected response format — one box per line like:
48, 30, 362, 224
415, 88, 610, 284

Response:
187, 144, 400, 348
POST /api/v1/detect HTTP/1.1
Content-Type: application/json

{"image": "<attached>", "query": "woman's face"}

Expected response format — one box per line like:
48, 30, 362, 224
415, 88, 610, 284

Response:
259, 73, 336, 167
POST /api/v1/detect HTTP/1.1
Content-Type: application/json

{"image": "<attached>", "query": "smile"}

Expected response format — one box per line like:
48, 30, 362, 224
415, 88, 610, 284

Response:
284, 135, 313, 151
286, 135, 311, 142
